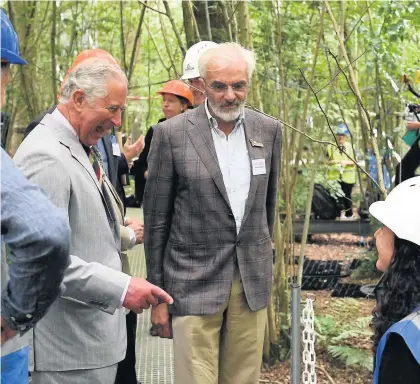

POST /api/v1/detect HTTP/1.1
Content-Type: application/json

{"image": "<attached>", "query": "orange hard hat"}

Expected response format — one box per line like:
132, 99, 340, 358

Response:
60, 49, 119, 95
157, 80, 193, 106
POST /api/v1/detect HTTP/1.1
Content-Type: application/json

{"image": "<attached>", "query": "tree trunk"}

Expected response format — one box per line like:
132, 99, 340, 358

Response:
182, 0, 198, 48
203, 0, 212, 41
119, 1, 127, 74
159, 13, 177, 77
219, 1, 233, 41
237, 1, 263, 110
192, 1, 211, 40
192, 1, 229, 43
51, 1, 57, 104
228, 1, 238, 43
127, 2, 147, 83
163, 1, 186, 57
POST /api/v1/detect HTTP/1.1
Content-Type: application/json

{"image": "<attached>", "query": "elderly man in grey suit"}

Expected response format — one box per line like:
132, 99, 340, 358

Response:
144, 42, 282, 384
14, 59, 172, 384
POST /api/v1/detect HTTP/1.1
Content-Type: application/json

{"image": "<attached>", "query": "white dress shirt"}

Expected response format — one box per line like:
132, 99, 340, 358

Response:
205, 100, 250, 234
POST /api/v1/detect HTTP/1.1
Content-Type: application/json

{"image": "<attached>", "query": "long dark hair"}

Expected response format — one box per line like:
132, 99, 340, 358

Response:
372, 236, 420, 351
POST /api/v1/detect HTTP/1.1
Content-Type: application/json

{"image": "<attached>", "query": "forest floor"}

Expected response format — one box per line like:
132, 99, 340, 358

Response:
260, 233, 377, 384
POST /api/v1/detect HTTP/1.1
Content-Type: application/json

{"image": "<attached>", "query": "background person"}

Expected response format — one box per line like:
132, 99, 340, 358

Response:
326, 123, 357, 219
369, 176, 420, 383
180, 40, 218, 106
132, 80, 193, 209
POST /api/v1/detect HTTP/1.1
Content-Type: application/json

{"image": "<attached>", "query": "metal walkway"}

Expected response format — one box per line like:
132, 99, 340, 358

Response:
126, 208, 174, 384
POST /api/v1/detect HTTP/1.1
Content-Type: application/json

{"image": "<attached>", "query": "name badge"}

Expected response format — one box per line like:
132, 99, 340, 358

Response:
252, 158, 266, 175
112, 143, 121, 157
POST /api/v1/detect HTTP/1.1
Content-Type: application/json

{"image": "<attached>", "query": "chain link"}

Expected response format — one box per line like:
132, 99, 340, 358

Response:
302, 298, 317, 384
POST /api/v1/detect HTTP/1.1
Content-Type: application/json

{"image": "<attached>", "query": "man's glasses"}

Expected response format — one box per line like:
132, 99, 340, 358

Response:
204, 80, 248, 94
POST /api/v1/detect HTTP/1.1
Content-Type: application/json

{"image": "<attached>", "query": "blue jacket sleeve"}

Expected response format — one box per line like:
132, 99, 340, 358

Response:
1, 148, 70, 333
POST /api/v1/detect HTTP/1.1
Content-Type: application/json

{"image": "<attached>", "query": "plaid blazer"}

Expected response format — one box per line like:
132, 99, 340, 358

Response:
144, 104, 282, 315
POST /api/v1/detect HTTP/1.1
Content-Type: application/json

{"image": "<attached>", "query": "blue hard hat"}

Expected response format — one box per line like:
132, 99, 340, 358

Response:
336, 123, 349, 135
1, 9, 27, 65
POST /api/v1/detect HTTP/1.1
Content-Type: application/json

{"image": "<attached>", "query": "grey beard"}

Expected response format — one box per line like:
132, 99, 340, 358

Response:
208, 99, 245, 122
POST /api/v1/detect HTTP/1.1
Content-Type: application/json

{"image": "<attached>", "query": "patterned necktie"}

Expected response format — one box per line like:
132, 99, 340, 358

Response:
89, 145, 105, 185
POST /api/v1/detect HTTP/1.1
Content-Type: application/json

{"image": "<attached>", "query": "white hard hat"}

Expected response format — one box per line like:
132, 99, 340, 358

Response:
369, 176, 420, 246
181, 41, 219, 80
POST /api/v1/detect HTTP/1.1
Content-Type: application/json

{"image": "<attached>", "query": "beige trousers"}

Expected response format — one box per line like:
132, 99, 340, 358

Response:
172, 272, 267, 384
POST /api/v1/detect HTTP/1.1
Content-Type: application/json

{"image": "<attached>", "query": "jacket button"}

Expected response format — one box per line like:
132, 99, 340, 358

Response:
236, 241, 240, 246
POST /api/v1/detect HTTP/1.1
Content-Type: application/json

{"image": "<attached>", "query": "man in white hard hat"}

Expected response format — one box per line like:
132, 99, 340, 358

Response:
181, 41, 218, 106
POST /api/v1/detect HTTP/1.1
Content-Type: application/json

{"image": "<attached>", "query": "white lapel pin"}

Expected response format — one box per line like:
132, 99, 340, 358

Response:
249, 139, 264, 148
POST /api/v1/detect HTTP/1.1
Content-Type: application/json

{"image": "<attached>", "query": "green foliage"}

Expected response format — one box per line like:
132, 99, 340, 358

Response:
327, 345, 373, 371
315, 300, 374, 371
351, 249, 383, 280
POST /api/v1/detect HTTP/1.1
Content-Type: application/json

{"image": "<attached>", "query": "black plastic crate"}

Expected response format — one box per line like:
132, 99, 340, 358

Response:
301, 276, 339, 291
331, 282, 366, 298
303, 260, 342, 277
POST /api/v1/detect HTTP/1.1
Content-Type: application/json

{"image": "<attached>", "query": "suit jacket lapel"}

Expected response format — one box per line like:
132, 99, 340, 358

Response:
40, 114, 103, 196
241, 109, 264, 227
187, 105, 231, 209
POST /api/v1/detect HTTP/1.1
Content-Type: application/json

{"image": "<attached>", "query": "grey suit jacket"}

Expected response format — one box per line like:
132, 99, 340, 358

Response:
144, 104, 282, 316
14, 113, 130, 371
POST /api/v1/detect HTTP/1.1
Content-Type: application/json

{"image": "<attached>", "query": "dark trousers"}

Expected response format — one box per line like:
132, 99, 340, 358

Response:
339, 181, 354, 217
115, 310, 138, 384
395, 137, 420, 186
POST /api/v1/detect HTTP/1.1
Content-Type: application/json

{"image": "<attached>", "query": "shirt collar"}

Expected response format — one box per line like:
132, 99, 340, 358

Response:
51, 107, 79, 139
204, 99, 245, 135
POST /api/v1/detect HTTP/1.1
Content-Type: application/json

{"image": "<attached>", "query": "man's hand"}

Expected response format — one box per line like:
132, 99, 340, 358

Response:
1, 317, 17, 345
122, 277, 173, 314
123, 135, 145, 163
125, 217, 144, 244
151, 303, 173, 339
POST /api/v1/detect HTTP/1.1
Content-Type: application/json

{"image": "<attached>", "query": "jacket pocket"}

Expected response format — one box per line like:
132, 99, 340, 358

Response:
165, 241, 207, 280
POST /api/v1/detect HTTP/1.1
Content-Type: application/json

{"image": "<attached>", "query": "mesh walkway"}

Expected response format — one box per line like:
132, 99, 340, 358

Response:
126, 208, 174, 384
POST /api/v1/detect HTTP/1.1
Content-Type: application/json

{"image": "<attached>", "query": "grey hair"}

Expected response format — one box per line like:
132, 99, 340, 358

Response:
198, 42, 256, 83
59, 59, 127, 104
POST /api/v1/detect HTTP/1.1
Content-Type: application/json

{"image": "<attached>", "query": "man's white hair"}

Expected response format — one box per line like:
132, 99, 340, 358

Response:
198, 42, 256, 82
60, 59, 127, 104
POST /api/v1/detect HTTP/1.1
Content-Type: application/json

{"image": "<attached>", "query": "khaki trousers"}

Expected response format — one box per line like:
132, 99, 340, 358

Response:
172, 272, 267, 384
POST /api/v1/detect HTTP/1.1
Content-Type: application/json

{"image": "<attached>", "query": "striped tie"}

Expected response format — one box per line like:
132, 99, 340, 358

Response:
89, 145, 105, 185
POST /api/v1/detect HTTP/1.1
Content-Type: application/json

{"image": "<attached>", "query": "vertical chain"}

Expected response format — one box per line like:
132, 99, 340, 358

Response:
302, 298, 317, 384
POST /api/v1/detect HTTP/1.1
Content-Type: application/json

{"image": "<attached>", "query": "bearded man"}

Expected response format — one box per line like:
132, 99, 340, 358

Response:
143, 42, 282, 384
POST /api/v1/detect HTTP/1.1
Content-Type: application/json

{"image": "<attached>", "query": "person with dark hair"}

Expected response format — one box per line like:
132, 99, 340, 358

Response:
132, 80, 193, 209
369, 176, 420, 384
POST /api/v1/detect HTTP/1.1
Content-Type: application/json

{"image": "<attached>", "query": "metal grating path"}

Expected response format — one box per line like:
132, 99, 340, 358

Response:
126, 208, 174, 384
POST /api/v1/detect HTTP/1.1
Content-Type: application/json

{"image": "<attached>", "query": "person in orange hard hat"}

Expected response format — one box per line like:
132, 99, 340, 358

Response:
133, 79, 193, 205
157, 80, 194, 119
